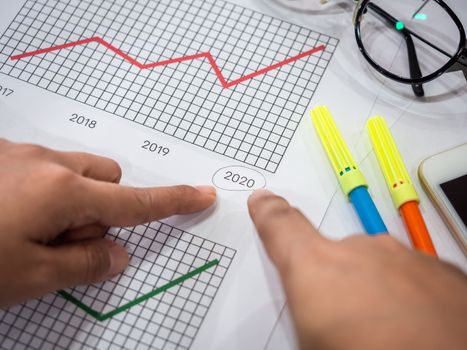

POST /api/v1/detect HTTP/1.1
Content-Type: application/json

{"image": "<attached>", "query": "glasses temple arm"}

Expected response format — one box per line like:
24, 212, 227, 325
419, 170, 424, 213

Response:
405, 34, 425, 96
367, 3, 424, 96
446, 47, 467, 80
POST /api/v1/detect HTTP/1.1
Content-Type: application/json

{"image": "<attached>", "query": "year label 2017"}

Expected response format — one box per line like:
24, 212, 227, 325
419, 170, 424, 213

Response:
0, 85, 14, 97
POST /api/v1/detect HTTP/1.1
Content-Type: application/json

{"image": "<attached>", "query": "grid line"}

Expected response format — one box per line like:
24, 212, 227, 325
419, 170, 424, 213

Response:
0, 221, 236, 349
0, 0, 338, 173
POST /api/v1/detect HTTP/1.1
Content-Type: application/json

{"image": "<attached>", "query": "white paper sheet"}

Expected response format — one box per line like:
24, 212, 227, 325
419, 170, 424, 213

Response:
0, 0, 338, 349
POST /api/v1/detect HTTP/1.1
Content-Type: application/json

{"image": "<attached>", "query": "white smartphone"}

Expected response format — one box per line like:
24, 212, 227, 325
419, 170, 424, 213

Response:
418, 143, 467, 255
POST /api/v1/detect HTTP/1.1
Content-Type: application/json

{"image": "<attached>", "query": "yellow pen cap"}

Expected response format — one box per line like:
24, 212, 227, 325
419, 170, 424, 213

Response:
367, 116, 419, 209
311, 106, 367, 197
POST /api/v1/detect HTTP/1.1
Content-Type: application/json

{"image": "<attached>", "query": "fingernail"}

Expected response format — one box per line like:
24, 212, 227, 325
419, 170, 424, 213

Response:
249, 189, 274, 200
195, 185, 217, 196
106, 241, 129, 277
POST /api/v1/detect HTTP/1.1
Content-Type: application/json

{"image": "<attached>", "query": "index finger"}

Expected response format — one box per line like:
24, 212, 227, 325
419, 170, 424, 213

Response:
248, 189, 326, 273
71, 180, 217, 228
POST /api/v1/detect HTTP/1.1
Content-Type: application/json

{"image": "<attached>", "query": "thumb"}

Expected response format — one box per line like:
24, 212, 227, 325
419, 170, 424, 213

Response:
48, 239, 129, 289
248, 190, 326, 274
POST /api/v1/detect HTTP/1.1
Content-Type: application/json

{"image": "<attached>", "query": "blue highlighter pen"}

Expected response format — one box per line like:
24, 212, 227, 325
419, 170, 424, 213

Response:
311, 106, 387, 235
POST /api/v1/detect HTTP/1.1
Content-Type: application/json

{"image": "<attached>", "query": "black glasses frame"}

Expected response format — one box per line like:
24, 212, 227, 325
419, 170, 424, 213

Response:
354, 0, 466, 96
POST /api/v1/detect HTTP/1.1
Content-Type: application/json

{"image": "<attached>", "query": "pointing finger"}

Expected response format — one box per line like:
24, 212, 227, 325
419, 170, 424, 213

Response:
248, 189, 326, 274
69, 181, 217, 228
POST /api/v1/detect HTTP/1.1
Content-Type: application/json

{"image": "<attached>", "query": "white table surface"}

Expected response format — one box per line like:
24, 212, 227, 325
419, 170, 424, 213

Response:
245, 1, 467, 349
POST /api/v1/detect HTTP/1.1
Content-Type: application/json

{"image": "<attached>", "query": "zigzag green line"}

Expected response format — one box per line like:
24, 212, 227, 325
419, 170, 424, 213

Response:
58, 259, 219, 321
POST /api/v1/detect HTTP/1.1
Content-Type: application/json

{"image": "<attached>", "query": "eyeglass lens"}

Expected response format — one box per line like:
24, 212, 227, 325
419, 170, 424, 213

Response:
359, 0, 461, 80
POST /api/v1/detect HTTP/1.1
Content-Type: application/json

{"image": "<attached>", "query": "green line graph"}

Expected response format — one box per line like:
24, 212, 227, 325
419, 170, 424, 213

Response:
58, 259, 219, 322
2, 220, 235, 349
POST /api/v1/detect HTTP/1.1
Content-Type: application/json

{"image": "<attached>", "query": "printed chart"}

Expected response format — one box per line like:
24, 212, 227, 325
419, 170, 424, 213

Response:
0, 0, 337, 172
0, 222, 236, 350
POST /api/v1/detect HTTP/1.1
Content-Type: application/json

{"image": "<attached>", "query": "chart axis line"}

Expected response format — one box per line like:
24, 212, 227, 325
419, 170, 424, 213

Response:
10, 36, 326, 88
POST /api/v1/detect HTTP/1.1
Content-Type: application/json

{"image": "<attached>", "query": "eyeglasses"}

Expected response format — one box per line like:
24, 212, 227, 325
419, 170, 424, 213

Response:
353, 0, 466, 97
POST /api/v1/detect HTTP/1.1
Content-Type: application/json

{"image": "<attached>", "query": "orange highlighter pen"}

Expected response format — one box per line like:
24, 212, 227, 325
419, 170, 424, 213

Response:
367, 117, 437, 256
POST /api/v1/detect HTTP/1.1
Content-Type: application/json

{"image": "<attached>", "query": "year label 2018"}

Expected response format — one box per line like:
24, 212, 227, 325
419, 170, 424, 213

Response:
69, 113, 97, 128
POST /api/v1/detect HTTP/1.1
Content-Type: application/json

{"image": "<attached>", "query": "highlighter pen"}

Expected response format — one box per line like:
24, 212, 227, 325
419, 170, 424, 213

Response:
367, 116, 437, 256
311, 106, 387, 235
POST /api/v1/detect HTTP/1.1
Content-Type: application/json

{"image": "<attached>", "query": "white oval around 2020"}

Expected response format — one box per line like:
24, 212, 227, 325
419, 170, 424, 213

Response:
212, 166, 266, 191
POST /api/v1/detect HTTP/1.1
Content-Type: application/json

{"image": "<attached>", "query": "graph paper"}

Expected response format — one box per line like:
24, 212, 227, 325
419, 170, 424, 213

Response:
0, 0, 337, 173
0, 222, 236, 350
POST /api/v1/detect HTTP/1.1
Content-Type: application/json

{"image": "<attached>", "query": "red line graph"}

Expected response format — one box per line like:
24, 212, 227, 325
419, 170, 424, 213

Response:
10, 36, 325, 88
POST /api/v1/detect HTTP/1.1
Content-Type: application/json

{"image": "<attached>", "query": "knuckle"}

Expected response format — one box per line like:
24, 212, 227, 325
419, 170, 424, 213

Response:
173, 185, 196, 198
305, 237, 328, 257
342, 234, 407, 260
71, 152, 89, 172
46, 169, 84, 206
133, 189, 153, 222
50, 168, 79, 188
288, 206, 303, 218
33, 250, 54, 285
169, 185, 197, 210
82, 242, 110, 282
262, 197, 293, 218
375, 234, 404, 250
341, 234, 366, 245
0, 138, 11, 148
18, 143, 50, 158
0, 142, 51, 161
79, 153, 122, 182
29, 249, 64, 293
109, 159, 122, 183
254, 201, 296, 233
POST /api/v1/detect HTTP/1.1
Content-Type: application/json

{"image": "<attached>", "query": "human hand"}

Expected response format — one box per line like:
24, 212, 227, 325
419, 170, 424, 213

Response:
248, 190, 467, 350
0, 139, 216, 308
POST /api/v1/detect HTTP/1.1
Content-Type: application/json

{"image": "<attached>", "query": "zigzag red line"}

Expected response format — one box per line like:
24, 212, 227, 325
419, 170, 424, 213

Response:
10, 36, 326, 88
